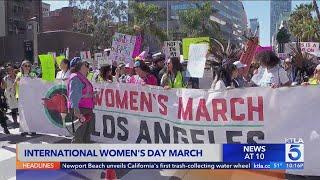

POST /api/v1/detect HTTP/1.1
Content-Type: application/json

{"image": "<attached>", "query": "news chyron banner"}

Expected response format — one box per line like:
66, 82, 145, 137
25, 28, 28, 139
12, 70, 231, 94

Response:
16, 142, 304, 170
18, 79, 320, 176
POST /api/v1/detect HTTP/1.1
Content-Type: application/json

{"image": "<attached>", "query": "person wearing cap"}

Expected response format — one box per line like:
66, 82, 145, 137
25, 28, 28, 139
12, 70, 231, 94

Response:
150, 53, 166, 86
233, 61, 247, 88
128, 60, 157, 86
67, 57, 95, 143
302, 64, 320, 86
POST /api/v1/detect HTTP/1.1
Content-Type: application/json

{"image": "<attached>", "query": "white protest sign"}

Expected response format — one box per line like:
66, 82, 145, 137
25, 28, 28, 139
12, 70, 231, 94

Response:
94, 53, 103, 69
19, 79, 320, 176
285, 42, 320, 57
164, 41, 181, 60
109, 33, 137, 64
186, 44, 209, 78
80, 51, 92, 63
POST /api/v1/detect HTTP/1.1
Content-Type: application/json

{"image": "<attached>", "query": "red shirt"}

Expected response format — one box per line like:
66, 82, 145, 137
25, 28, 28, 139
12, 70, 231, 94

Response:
128, 74, 158, 86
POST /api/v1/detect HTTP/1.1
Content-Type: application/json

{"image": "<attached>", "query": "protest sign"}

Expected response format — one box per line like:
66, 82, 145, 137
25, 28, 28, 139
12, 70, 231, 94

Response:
109, 33, 137, 64
56, 55, 65, 66
285, 42, 320, 57
38, 54, 55, 81
255, 46, 272, 54
93, 53, 102, 70
80, 51, 92, 64
132, 35, 142, 58
164, 41, 181, 60
182, 37, 209, 60
19, 80, 320, 176
186, 44, 209, 78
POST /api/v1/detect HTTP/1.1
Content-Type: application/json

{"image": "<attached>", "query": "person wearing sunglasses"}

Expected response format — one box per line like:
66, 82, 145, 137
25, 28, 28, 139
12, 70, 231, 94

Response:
14, 60, 37, 136
14, 60, 37, 98
94, 64, 116, 83
67, 57, 95, 143
161, 57, 185, 89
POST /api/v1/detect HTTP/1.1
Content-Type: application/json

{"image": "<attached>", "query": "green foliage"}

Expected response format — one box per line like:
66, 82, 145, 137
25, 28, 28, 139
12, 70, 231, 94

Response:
178, 2, 222, 40
276, 27, 291, 44
70, 0, 128, 49
288, 3, 320, 41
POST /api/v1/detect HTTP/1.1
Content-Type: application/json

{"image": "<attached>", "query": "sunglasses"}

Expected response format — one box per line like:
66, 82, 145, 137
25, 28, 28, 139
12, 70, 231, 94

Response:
23, 65, 31, 68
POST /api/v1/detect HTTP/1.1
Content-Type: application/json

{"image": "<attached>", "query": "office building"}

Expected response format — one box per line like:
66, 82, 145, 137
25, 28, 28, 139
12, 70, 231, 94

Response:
270, 0, 291, 44
42, 2, 50, 17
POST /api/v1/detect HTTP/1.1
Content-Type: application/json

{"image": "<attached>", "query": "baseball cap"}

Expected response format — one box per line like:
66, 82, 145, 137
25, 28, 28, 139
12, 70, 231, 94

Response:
70, 57, 82, 68
134, 60, 141, 68
233, 61, 247, 69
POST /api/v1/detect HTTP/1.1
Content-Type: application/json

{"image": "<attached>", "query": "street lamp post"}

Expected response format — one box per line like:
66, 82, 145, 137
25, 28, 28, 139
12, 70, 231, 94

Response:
27, 17, 38, 63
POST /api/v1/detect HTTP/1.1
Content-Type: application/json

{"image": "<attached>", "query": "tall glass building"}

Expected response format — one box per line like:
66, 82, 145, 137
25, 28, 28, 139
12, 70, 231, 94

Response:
270, 0, 291, 44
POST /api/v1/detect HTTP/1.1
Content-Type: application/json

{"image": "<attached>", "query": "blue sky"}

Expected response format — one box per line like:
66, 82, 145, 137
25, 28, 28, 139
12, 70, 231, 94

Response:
44, 0, 318, 46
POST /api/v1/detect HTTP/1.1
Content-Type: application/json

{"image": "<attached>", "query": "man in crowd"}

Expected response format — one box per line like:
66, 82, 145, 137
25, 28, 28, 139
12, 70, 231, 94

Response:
233, 60, 248, 88
150, 53, 166, 86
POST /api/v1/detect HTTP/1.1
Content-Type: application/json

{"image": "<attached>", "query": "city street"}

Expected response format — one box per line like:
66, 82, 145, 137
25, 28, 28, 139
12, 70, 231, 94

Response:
0, 117, 174, 180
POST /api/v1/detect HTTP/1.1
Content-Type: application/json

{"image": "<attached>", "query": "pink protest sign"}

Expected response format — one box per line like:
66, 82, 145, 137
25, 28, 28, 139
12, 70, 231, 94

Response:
109, 33, 137, 64
255, 46, 273, 54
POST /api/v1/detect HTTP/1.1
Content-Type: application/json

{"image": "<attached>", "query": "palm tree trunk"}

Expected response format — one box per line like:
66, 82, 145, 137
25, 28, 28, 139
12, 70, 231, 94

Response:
313, 0, 320, 23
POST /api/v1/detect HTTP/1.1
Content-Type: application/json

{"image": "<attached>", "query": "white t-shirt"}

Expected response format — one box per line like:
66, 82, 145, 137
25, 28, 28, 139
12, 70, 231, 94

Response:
56, 70, 71, 80
257, 65, 290, 87
210, 80, 227, 91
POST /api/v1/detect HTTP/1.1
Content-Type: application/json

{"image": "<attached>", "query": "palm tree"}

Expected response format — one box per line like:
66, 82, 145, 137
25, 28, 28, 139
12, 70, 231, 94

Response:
178, 2, 222, 40
288, 3, 320, 41
130, 2, 167, 47
276, 27, 291, 53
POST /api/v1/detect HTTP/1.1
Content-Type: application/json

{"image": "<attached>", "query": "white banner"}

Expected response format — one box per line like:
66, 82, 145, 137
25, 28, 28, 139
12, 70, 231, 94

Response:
19, 79, 320, 175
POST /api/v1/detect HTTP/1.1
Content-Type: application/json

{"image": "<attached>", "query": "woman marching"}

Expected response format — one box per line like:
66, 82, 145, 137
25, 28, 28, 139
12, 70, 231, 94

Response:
67, 57, 95, 143
160, 57, 185, 89
56, 59, 71, 80
3, 64, 19, 128
15, 60, 37, 136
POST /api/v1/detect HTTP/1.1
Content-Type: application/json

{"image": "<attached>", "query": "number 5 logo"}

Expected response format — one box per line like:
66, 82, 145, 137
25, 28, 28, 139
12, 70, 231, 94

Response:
288, 145, 301, 161
286, 144, 304, 162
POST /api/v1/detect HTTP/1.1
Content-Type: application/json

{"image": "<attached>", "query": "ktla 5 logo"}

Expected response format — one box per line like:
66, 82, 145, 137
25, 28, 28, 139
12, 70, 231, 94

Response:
285, 138, 304, 162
